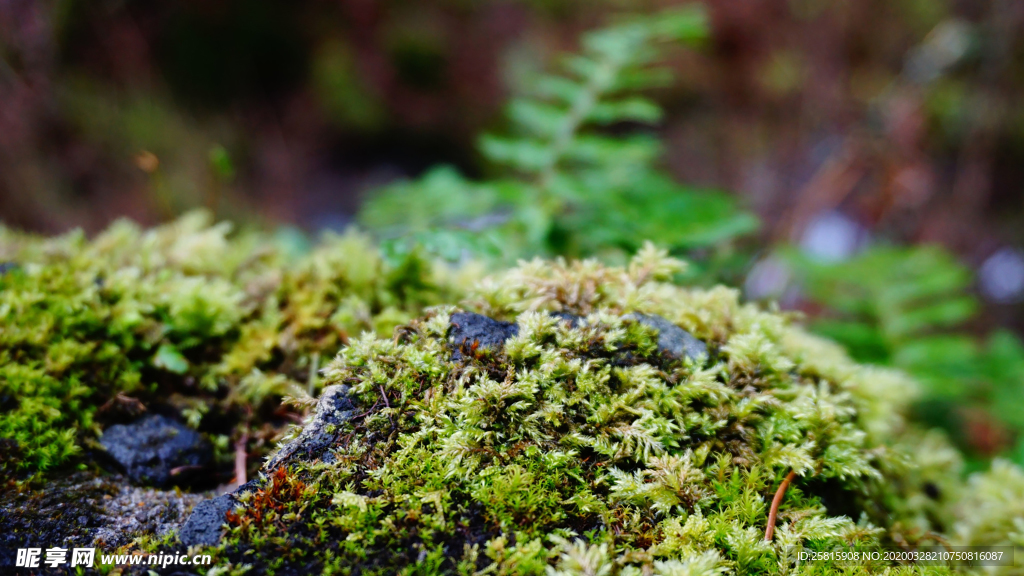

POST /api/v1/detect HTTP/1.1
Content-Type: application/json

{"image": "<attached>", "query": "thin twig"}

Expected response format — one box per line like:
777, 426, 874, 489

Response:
351, 401, 381, 420
765, 469, 797, 541
379, 385, 396, 427
234, 432, 249, 486
169, 465, 204, 476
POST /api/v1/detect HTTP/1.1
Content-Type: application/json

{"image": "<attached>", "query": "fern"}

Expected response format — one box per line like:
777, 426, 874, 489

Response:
358, 7, 757, 264
786, 245, 1024, 466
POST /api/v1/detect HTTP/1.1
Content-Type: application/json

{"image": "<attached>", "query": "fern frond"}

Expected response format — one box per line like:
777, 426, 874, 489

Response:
358, 6, 757, 261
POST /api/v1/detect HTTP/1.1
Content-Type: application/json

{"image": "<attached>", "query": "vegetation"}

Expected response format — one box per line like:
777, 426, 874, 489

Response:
358, 6, 1022, 470
3, 218, 1020, 572
0, 211, 459, 475
0, 6, 1021, 575
358, 7, 757, 271
192, 248, 1019, 574
784, 246, 1024, 468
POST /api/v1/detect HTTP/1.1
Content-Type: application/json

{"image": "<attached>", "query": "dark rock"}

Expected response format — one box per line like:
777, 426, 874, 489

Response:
234, 478, 263, 495
0, 473, 115, 566
625, 313, 707, 362
0, 261, 18, 275
175, 387, 356, 547
550, 312, 584, 327
264, 384, 355, 470
177, 493, 238, 547
100, 414, 212, 487
0, 473, 204, 564
91, 480, 206, 548
448, 312, 519, 360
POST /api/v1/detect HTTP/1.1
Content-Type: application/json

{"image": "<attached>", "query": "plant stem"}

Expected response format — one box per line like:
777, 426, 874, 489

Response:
235, 432, 249, 486
765, 469, 797, 541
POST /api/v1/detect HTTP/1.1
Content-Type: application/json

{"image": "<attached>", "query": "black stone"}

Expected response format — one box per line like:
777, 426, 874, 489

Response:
0, 262, 18, 275
176, 386, 356, 547
99, 414, 212, 487
264, 384, 355, 470
0, 473, 115, 567
625, 313, 707, 362
448, 312, 519, 360
177, 494, 238, 547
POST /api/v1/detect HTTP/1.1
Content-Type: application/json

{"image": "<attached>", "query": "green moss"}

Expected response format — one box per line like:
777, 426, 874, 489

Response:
952, 460, 1024, 551
0, 211, 457, 475
4, 218, 1021, 573
194, 245, 1004, 574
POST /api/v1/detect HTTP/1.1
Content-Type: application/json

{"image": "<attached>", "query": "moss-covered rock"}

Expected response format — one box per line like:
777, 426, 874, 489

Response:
0, 472, 206, 566
168, 245, 1020, 575
0, 211, 459, 478
3, 218, 1021, 574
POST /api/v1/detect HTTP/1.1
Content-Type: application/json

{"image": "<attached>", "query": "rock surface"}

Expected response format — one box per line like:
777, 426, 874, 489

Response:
176, 493, 239, 547
264, 384, 356, 470
625, 313, 708, 361
176, 385, 358, 547
549, 311, 583, 327
448, 310, 707, 363
448, 312, 519, 359
100, 414, 212, 487
0, 473, 204, 567
92, 482, 206, 549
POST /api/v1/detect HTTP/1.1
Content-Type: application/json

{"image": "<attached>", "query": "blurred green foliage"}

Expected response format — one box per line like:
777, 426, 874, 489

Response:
358, 7, 757, 265
786, 246, 1024, 468
4, 0, 1020, 484
355, 7, 1022, 469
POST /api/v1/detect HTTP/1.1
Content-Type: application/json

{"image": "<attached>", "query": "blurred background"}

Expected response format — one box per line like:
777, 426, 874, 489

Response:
1, 0, 1022, 469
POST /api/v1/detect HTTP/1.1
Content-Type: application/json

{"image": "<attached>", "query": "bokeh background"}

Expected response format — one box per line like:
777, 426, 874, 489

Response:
2, 0, 1023, 469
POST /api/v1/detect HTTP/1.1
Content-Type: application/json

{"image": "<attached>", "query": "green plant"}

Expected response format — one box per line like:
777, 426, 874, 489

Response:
0, 211, 459, 475
194, 246, 1015, 574
358, 7, 757, 269
784, 245, 1024, 467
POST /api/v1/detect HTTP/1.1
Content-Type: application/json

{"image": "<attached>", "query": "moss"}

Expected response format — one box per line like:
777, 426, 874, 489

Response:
4, 218, 1021, 573
0, 211, 457, 476
186, 245, 1000, 575
952, 460, 1024, 551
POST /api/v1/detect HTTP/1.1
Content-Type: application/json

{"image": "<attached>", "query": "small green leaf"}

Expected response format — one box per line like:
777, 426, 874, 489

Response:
508, 100, 568, 138
587, 97, 663, 124
479, 135, 554, 172
153, 343, 189, 374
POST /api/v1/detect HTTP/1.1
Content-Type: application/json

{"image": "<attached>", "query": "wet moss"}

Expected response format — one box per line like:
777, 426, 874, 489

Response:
179, 247, 1001, 575
0, 211, 460, 477
3, 218, 1021, 574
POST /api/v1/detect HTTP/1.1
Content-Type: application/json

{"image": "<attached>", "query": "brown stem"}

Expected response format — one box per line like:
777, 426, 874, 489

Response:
351, 401, 381, 420
234, 433, 249, 486
380, 385, 396, 427
765, 469, 798, 541
169, 465, 203, 476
